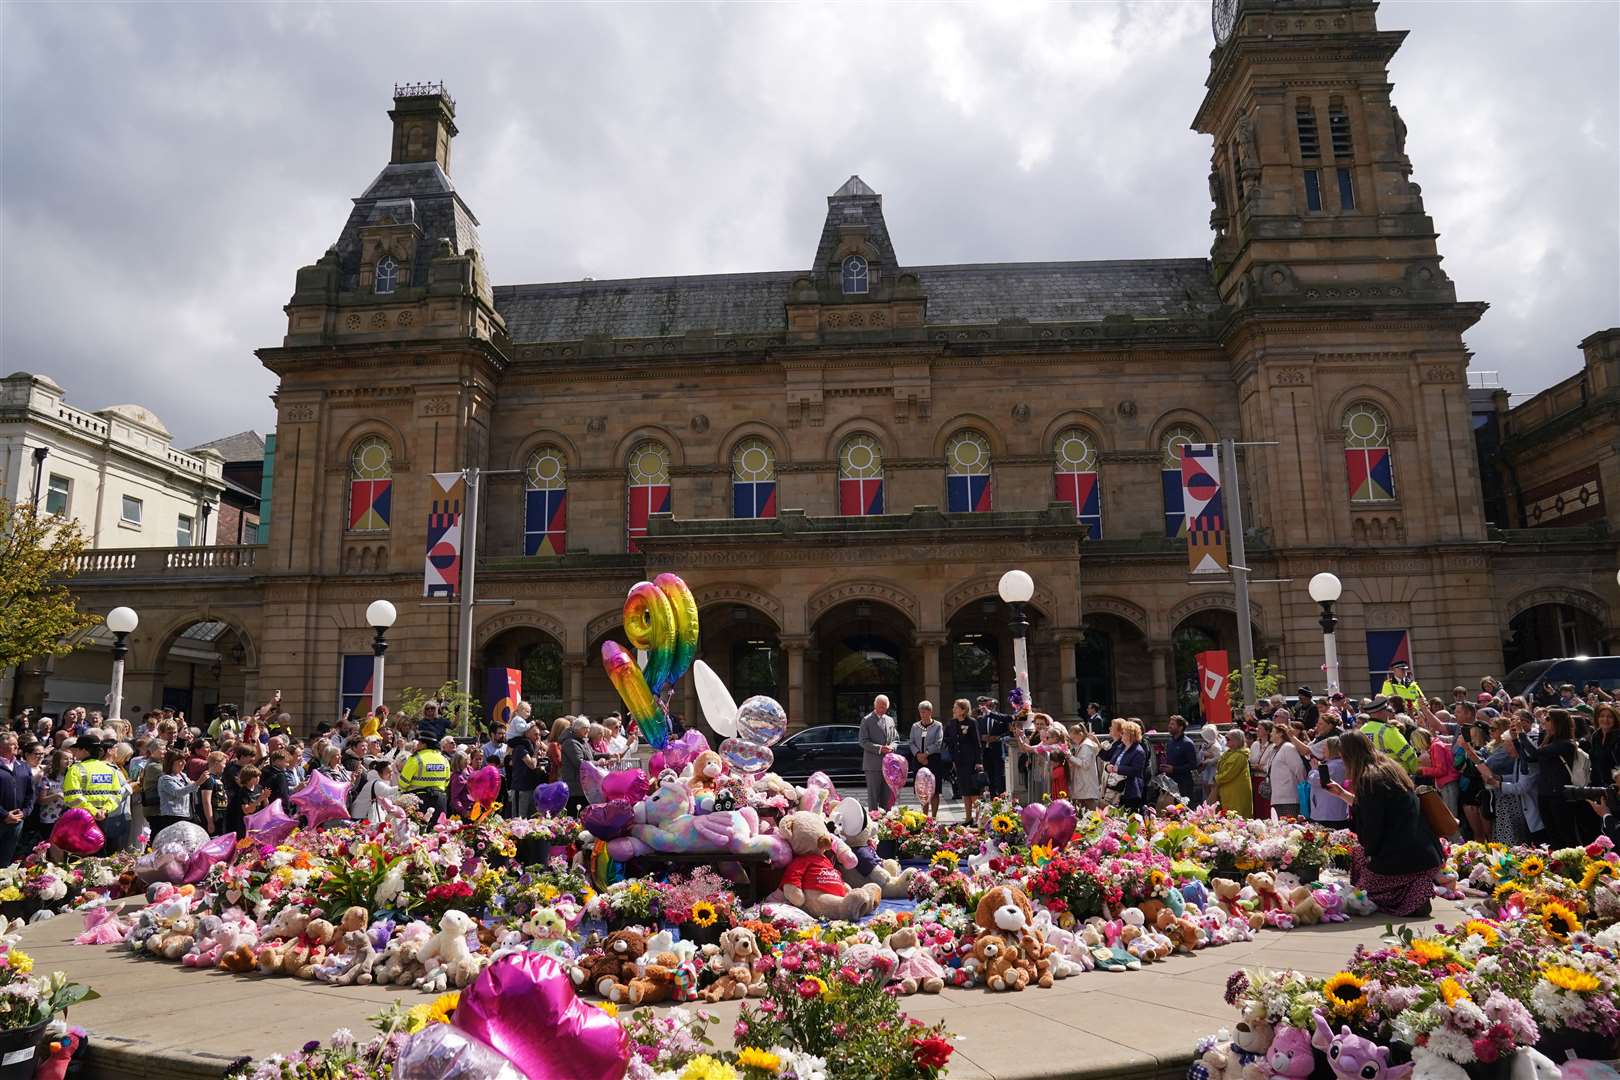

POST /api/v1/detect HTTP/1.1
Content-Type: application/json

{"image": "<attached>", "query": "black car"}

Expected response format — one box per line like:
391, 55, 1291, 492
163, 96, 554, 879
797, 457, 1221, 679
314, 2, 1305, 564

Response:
1505, 656, 1620, 702
770, 725, 866, 785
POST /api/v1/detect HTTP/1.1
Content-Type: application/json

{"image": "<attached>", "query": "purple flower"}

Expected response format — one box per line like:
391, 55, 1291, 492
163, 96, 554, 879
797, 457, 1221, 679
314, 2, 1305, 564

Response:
301, 1040, 321, 1053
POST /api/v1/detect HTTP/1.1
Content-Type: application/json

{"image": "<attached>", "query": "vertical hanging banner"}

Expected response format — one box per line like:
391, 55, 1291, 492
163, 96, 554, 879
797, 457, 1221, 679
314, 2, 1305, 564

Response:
1196, 649, 1232, 726
340, 654, 375, 718
484, 667, 522, 728
1181, 443, 1230, 574
424, 471, 465, 598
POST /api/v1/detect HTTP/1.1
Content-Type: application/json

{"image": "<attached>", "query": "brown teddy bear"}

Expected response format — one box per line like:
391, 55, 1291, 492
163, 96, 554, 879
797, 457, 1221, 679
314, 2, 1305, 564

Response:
972, 932, 1027, 991
1155, 908, 1202, 954
1211, 877, 1265, 931
571, 929, 648, 1000
290, 917, 338, 979
974, 885, 1052, 988
701, 927, 767, 1002
1287, 885, 1323, 926
620, 949, 681, 1005
768, 812, 881, 921
219, 943, 257, 972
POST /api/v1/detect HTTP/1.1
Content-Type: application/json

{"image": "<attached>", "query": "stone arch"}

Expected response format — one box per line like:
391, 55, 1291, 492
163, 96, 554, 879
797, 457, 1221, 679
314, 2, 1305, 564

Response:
1147, 408, 1217, 452
931, 414, 1006, 458
147, 609, 261, 671
475, 610, 570, 654
1165, 592, 1267, 638
508, 429, 582, 472
823, 417, 898, 462
1503, 586, 1609, 629
1040, 410, 1114, 453
1325, 384, 1409, 436
334, 417, 410, 471
585, 608, 628, 648
612, 425, 687, 468
1080, 595, 1151, 638
806, 580, 920, 628
716, 421, 792, 467
940, 574, 1064, 628
693, 584, 784, 630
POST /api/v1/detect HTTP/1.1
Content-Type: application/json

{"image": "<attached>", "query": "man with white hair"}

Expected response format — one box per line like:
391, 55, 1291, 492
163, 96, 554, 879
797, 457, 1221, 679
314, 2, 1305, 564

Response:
858, 694, 898, 811
561, 717, 595, 814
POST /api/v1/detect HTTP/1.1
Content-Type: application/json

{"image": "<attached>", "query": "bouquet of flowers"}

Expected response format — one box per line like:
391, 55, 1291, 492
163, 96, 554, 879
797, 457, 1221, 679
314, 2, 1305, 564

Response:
655, 866, 740, 931
0, 946, 96, 1032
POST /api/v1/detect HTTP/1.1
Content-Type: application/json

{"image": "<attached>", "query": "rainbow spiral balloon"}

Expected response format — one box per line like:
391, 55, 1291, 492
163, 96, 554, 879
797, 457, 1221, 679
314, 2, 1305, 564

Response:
601, 573, 700, 748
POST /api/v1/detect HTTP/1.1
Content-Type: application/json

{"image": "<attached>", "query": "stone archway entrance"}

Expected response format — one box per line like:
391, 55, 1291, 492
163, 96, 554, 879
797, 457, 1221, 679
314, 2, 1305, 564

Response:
1505, 603, 1606, 671
697, 603, 783, 704
481, 626, 566, 725
154, 619, 252, 725
810, 599, 915, 731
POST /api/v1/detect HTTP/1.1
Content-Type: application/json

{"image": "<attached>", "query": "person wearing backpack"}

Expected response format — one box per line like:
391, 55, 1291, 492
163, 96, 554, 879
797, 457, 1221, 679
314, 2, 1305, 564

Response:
1513, 708, 1582, 849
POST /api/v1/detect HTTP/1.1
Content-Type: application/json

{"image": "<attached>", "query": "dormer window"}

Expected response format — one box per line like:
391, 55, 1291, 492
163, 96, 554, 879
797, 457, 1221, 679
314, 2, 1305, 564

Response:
841, 255, 869, 295
375, 256, 399, 294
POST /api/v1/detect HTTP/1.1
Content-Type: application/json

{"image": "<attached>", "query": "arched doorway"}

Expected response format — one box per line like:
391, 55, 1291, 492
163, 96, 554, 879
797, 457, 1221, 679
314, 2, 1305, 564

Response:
583, 622, 634, 722
1171, 609, 1264, 722
696, 604, 782, 703
811, 600, 914, 730
1075, 614, 1150, 719
158, 619, 251, 724
944, 597, 1048, 711
481, 626, 566, 724
1506, 603, 1605, 671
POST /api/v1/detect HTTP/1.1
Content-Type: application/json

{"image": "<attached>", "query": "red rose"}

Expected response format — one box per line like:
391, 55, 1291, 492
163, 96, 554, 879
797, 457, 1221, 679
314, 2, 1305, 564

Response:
913, 1035, 954, 1070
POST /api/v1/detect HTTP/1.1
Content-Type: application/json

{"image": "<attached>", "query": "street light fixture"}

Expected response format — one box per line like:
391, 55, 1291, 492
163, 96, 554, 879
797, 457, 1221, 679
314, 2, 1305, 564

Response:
997, 570, 1035, 706
105, 606, 139, 721
366, 600, 397, 717
1307, 572, 1342, 693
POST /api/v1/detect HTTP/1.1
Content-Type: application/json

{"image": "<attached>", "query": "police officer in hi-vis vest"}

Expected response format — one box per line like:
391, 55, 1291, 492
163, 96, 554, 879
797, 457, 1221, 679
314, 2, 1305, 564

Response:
398, 738, 452, 824
62, 732, 131, 854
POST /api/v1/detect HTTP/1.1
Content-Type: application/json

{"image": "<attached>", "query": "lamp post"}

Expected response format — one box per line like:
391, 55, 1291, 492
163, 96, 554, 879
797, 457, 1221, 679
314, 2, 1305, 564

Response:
367, 600, 397, 716
105, 606, 138, 722
998, 570, 1035, 705
1308, 572, 1342, 693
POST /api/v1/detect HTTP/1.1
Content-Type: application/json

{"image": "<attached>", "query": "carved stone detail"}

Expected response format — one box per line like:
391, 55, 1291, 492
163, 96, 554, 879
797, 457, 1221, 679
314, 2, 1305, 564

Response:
806, 580, 921, 625
421, 398, 454, 417
1081, 596, 1151, 636
1504, 586, 1608, 624
475, 609, 569, 652
283, 404, 317, 423
1167, 592, 1267, 634
942, 575, 1063, 623
1271, 367, 1310, 386
693, 584, 784, 627
690, 414, 710, 433
585, 416, 608, 435
1420, 364, 1460, 384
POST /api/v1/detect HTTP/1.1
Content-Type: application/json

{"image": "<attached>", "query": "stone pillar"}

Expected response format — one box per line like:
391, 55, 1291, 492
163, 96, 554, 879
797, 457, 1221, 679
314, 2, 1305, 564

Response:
1057, 633, 1079, 722
565, 656, 586, 714
782, 636, 809, 730
1150, 645, 1171, 718
917, 635, 946, 713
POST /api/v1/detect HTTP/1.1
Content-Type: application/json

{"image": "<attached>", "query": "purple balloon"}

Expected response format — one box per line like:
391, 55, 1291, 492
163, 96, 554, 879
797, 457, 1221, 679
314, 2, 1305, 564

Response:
677, 728, 709, 756
600, 769, 649, 804
579, 760, 608, 804
289, 771, 350, 828
881, 752, 908, 798
1043, 798, 1078, 847
245, 799, 297, 847
581, 800, 636, 841
533, 782, 569, 815
181, 832, 239, 884
1019, 802, 1047, 844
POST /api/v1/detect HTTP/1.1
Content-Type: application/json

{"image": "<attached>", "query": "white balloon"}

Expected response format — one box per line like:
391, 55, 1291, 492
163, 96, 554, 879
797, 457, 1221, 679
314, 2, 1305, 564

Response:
692, 659, 739, 738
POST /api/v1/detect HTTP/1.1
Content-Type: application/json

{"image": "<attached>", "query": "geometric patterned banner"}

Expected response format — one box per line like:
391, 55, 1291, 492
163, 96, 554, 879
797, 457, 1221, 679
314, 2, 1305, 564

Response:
485, 667, 522, 728
423, 471, 465, 598
1365, 628, 1411, 695
1180, 443, 1229, 574
1346, 446, 1395, 502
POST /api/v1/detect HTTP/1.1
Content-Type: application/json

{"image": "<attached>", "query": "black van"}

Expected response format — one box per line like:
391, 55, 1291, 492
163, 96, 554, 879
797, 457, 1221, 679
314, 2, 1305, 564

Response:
1504, 656, 1620, 701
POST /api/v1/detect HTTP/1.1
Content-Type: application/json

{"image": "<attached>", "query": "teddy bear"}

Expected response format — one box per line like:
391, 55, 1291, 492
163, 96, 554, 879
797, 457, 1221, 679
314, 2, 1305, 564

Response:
700, 926, 767, 1002
615, 947, 682, 1006
372, 920, 433, 986
1312, 886, 1348, 924
415, 909, 485, 992
321, 929, 380, 986
1202, 1006, 1275, 1080
971, 932, 1027, 991
571, 928, 648, 999
153, 913, 199, 960
1154, 908, 1202, 955
686, 751, 726, 798
765, 812, 881, 921
289, 916, 338, 979
831, 799, 916, 900
975, 885, 1053, 987
1212, 877, 1266, 931
1287, 886, 1324, 928
1243, 1023, 1313, 1080
1118, 917, 1159, 964
885, 925, 947, 992
182, 914, 227, 968
520, 906, 574, 962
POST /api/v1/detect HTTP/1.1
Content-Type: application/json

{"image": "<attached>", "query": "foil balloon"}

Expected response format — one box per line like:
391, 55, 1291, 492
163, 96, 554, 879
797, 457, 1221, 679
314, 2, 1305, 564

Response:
692, 659, 739, 738
807, 771, 839, 805
1042, 798, 1079, 847
394, 1022, 524, 1080
718, 737, 773, 775
652, 573, 699, 695
49, 808, 103, 856
881, 751, 909, 800
601, 640, 665, 749
245, 799, 298, 847
580, 800, 636, 841
736, 695, 787, 746
289, 771, 350, 828
466, 765, 502, 805
452, 953, 630, 1080
134, 844, 189, 884
914, 767, 936, 805
152, 820, 208, 857
532, 782, 569, 815
578, 760, 609, 805
1019, 802, 1048, 845
604, 573, 701, 749
181, 831, 238, 884
600, 768, 649, 804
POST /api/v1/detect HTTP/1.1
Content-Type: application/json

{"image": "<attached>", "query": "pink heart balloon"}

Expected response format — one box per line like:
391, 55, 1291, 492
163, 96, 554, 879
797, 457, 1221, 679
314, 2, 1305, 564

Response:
600, 769, 649, 804
289, 771, 350, 828
579, 760, 608, 804
1043, 798, 1078, 847
807, 771, 839, 805
245, 799, 297, 847
467, 765, 502, 805
452, 953, 630, 1080
914, 767, 936, 805
881, 752, 908, 798
50, 808, 104, 856
182, 832, 239, 884
1019, 802, 1047, 843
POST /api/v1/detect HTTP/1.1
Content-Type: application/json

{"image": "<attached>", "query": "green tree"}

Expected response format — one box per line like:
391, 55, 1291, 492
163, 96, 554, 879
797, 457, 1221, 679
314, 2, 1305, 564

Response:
398, 679, 483, 736
0, 500, 100, 672
1228, 657, 1284, 714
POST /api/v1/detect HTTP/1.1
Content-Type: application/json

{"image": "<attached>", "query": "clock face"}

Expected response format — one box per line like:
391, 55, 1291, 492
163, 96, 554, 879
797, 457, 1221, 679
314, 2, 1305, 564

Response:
1213, 0, 1238, 44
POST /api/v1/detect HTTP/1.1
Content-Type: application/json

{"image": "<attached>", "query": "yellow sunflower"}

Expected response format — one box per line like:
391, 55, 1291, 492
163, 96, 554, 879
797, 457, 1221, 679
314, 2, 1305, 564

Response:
691, 901, 720, 928
1463, 920, 1500, 945
1439, 978, 1471, 1007
1539, 902, 1580, 942
931, 850, 961, 871
1542, 965, 1602, 994
1580, 861, 1615, 891
0, 887, 20, 903
737, 1047, 783, 1073
990, 813, 1018, 837
1408, 939, 1447, 966
426, 991, 460, 1026
1519, 855, 1546, 879
1491, 881, 1526, 906
405, 1004, 432, 1033
1030, 844, 1057, 865
1323, 971, 1368, 1016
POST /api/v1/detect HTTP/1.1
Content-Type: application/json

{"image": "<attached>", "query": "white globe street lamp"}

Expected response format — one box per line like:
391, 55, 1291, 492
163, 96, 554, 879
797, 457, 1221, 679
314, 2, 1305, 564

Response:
367, 600, 398, 717
105, 606, 139, 721
997, 569, 1035, 705
1307, 573, 1342, 693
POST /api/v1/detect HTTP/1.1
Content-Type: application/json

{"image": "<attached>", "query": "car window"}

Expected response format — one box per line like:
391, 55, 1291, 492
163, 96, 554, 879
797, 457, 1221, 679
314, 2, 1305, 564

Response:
1504, 660, 1556, 698
785, 729, 826, 747
824, 728, 859, 744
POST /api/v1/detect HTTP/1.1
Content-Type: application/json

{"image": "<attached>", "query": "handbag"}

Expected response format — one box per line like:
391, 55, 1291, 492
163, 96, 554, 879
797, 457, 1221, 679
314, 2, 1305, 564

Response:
1417, 785, 1459, 839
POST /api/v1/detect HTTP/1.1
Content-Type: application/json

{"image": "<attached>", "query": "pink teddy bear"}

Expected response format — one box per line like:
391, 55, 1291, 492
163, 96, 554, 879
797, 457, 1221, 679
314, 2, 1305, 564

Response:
1243, 1024, 1314, 1080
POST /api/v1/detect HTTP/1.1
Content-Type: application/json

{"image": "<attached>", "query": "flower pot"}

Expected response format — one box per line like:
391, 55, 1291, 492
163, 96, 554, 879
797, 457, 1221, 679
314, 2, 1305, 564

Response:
680, 920, 724, 948
0, 1020, 46, 1080
516, 838, 554, 866
1536, 1028, 1619, 1062
0, 899, 39, 924
1291, 862, 1323, 885
877, 839, 899, 859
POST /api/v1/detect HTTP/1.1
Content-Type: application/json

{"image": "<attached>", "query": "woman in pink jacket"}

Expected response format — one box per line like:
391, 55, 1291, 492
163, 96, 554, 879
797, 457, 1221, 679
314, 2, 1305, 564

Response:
1412, 727, 1461, 827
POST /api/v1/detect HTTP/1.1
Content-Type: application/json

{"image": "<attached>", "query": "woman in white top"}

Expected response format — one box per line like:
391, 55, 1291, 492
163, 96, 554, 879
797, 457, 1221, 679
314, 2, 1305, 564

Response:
1266, 724, 1308, 818
1066, 725, 1104, 807
348, 759, 402, 823
1197, 725, 1224, 804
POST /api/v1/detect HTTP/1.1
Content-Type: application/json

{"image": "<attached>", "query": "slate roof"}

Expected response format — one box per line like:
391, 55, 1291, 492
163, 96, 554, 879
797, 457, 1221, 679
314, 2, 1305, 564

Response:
330, 162, 483, 289
188, 430, 265, 463
493, 258, 1219, 344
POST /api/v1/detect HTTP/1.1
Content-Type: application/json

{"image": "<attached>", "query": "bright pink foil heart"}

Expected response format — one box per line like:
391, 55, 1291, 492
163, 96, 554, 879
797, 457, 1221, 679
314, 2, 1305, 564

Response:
467, 765, 502, 804
182, 832, 239, 884
452, 953, 630, 1080
600, 769, 648, 804
245, 799, 297, 846
289, 771, 350, 828
50, 809, 104, 855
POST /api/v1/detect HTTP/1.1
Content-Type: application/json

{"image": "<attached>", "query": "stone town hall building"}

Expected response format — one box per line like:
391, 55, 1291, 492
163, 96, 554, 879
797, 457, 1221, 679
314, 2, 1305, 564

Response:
55, 0, 1620, 730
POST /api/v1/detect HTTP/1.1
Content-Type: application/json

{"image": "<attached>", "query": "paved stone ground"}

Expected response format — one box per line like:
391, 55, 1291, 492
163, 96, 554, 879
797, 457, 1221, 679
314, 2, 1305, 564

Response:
20, 897, 1463, 1080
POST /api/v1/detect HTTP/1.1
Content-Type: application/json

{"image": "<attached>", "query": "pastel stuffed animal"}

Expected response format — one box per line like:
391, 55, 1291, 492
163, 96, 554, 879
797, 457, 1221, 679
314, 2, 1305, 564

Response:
833, 800, 916, 899
700, 926, 767, 1002
415, 909, 484, 992
1311, 1010, 1413, 1080
608, 779, 790, 866
1030, 911, 1086, 977
1244, 1024, 1314, 1080
372, 920, 432, 986
766, 812, 882, 920
1313, 887, 1348, 923
885, 926, 947, 993
182, 914, 226, 968
1343, 888, 1378, 917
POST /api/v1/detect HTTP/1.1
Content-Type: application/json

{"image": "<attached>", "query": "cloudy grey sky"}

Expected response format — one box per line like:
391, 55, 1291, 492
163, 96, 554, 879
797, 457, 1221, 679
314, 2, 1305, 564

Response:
3, 1, 1615, 447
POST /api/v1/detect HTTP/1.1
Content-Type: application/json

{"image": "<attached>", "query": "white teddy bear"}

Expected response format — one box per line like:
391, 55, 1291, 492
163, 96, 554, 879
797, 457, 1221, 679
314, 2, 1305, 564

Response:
415, 909, 484, 992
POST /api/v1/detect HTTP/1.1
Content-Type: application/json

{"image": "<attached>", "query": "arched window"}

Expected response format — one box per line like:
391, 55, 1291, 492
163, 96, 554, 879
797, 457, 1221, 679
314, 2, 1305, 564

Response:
1343, 402, 1395, 503
838, 434, 885, 516
945, 430, 993, 513
626, 440, 672, 553
524, 446, 568, 556
731, 437, 778, 519
348, 436, 393, 532
1159, 424, 1203, 538
374, 256, 398, 295
1053, 427, 1102, 539
841, 255, 869, 295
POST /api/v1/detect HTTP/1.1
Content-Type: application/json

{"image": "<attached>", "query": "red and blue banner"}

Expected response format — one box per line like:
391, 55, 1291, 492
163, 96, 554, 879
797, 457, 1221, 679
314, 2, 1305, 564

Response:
1366, 630, 1411, 695
348, 478, 391, 531
627, 483, 671, 554
1196, 650, 1231, 726
732, 480, 777, 519
485, 667, 522, 729
839, 476, 884, 516
340, 654, 374, 718
423, 472, 464, 598
1347, 447, 1395, 502
1055, 471, 1102, 539
524, 488, 567, 556
947, 474, 991, 514
1181, 443, 1229, 574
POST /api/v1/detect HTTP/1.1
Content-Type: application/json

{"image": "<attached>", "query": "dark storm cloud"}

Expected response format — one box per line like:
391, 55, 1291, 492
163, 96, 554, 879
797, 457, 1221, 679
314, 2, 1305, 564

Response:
2, 1, 1614, 446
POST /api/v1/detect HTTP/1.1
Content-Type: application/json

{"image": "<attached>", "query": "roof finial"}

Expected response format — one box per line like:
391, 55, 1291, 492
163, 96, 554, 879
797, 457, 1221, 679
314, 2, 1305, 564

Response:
832, 175, 878, 198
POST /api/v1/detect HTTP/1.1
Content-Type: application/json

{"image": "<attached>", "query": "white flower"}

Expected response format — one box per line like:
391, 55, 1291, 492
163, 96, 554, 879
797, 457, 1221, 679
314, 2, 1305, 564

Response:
1451, 999, 1488, 1034
1424, 1026, 1477, 1064
329, 1028, 355, 1050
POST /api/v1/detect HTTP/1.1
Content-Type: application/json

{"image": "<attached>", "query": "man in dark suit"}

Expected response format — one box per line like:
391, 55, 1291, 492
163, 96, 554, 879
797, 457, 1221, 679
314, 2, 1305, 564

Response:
976, 697, 1011, 797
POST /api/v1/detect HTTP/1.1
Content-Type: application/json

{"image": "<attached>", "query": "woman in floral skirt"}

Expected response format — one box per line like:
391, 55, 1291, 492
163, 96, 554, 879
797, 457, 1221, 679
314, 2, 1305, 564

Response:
1327, 731, 1443, 917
